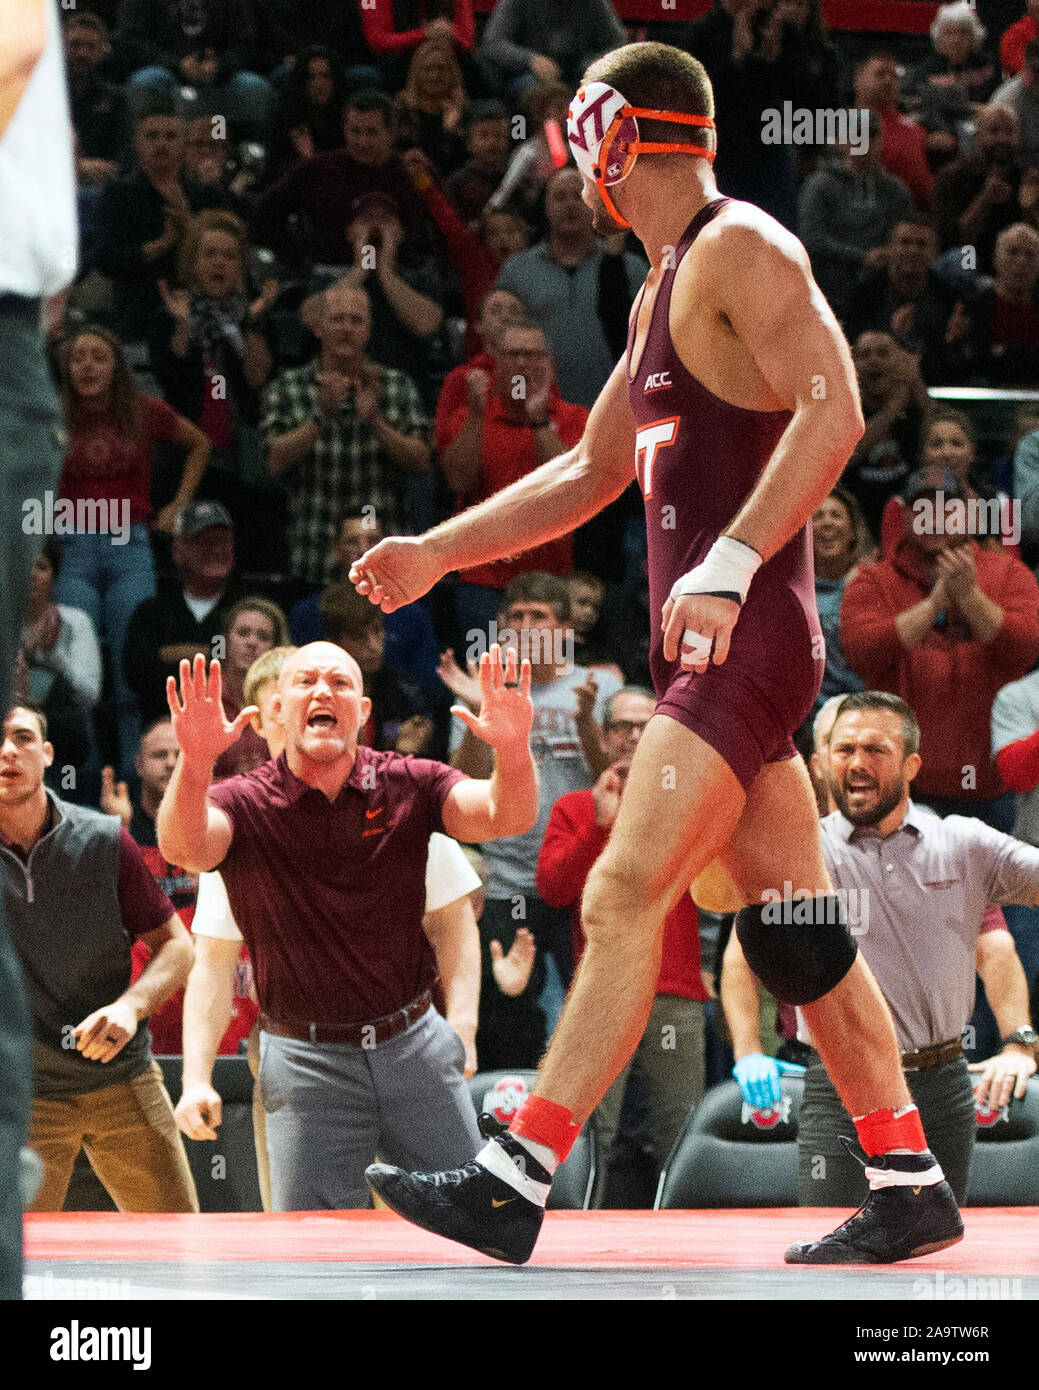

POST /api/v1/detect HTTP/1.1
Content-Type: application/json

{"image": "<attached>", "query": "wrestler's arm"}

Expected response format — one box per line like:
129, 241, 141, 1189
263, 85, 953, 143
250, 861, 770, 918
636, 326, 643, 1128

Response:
696, 223, 866, 562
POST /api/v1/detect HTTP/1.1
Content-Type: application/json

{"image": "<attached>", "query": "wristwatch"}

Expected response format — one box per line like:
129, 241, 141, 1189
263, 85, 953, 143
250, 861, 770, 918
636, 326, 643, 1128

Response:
1001, 1026, 1039, 1051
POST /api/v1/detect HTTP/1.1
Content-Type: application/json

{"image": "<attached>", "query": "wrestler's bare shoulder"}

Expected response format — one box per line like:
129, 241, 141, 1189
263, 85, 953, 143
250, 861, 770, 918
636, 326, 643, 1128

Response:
676, 198, 812, 295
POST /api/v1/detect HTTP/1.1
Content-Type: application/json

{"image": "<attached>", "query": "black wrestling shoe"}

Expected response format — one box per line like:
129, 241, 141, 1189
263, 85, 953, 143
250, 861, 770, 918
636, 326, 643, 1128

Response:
785, 1151, 964, 1265
366, 1115, 548, 1265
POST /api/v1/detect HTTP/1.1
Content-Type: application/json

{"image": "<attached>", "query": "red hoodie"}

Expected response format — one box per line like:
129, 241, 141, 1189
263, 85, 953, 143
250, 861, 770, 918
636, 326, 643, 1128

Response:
537, 789, 709, 1002
840, 539, 1039, 799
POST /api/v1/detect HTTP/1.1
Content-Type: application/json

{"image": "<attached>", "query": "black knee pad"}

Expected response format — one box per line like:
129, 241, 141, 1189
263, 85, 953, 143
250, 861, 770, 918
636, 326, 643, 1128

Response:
734, 895, 858, 1006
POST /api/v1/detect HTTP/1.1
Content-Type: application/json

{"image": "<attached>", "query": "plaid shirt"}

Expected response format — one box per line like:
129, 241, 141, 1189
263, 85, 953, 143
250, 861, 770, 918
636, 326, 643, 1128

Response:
261, 358, 429, 584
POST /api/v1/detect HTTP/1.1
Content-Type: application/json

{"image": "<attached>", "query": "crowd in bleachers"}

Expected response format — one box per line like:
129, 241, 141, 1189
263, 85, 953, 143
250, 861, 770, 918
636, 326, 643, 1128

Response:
11, 0, 1039, 1210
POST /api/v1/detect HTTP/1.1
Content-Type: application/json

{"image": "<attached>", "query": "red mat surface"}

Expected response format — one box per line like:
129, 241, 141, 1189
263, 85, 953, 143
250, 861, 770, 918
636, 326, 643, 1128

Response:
25, 1209, 1039, 1272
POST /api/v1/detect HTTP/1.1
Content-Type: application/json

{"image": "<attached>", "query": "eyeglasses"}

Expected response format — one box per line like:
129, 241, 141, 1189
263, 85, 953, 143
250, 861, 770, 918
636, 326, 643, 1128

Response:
605, 720, 649, 736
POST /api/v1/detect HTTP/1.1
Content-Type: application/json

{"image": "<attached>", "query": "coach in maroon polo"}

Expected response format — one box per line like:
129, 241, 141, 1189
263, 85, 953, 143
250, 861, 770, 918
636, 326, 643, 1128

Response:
157, 641, 537, 1210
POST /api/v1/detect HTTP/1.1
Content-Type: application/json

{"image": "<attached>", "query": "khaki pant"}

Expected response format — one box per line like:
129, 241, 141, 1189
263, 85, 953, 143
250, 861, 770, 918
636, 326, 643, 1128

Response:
29, 1062, 199, 1213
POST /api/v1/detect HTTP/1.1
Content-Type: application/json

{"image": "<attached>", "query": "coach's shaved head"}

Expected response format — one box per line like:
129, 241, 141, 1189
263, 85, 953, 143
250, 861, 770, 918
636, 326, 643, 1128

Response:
273, 642, 372, 782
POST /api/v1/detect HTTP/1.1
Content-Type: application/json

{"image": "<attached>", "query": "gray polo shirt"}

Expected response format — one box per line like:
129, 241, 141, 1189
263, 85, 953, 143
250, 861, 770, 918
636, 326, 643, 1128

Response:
797, 802, 1039, 1053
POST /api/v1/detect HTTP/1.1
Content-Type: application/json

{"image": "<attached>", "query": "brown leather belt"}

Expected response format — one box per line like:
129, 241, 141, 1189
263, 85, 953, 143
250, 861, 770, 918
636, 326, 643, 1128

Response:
260, 991, 431, 1046
900, 1038, 963, 1072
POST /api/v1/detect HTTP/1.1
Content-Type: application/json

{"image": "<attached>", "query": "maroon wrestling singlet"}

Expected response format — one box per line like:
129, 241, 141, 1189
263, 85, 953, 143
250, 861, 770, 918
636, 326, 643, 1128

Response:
626, 197, 822, 789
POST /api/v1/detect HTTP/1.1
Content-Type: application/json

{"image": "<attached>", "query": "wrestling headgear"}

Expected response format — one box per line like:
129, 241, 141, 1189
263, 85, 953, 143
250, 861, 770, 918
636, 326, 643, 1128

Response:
566, 80, 716, 229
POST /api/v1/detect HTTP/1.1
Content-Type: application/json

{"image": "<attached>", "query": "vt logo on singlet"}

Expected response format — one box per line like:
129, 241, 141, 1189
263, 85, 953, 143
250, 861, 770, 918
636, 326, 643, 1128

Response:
635, 417, 679, 499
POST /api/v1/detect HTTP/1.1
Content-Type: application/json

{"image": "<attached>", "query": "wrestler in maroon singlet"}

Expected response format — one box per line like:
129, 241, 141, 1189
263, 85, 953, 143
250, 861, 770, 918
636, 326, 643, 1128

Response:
627, 197, 823, 790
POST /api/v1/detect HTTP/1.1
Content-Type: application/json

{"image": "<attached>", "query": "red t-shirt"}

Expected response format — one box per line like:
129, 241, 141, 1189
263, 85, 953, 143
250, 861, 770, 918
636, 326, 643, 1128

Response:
537, 789, 709, 1002
878, 107, 933, 211
1000, 16, 1038, 75
434, 352, 496, 455
60, 394, 181, 524
990, 295, 1039, 350
198, 361, 233, 449
448, 392, 588, 590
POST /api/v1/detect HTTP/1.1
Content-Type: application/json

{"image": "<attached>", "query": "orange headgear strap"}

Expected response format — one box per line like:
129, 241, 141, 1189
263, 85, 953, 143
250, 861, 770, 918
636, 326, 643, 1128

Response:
592, 106, 716, 229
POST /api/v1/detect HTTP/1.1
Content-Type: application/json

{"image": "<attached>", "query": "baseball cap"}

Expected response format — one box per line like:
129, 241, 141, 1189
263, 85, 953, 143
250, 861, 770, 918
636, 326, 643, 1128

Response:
173, 499, 234, 538
904, 466, 964, 502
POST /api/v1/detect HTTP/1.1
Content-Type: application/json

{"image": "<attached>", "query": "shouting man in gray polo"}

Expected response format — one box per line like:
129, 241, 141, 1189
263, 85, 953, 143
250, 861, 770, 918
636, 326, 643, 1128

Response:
728, 689, 1038, 1207
158, 642, 537, 1210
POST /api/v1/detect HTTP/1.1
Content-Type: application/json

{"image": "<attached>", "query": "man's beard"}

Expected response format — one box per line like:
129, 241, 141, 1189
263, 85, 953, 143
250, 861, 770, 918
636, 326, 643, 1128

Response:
831, 773, 905, 826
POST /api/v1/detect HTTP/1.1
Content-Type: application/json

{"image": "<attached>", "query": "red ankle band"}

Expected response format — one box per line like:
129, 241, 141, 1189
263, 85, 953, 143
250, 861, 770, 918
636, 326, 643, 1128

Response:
510, 1096, 580, 1162
855, 1105, 927, 1157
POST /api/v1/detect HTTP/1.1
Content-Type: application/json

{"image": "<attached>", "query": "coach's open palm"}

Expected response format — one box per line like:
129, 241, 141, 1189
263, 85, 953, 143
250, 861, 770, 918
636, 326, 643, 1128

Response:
451, 644, 532, 750
349, 535, 444, 613
166, 655, 257, 767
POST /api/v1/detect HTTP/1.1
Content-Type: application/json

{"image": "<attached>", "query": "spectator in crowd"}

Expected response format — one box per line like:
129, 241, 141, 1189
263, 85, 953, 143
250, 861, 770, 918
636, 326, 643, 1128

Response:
361, 0, 479, 93
852, 50, 934, 210
403, 149, 528, 355
21, 538, 102, 718
843, 219, 960, 371
799, 122, 915, 323
449, 573, 622, 1065
1014, 419, 1039, 561
933, 100, 1030, 273
991, 656, 1039, 1003
538, 686, 711, 1200
94, 102, 233, 342
158, 640, 533, 1210
253, 90, 431, 271
444, 98, 511, 225
434, 287, 525, 446
320, 583, 436, 757
289, 513, 447, 713
150, 210, 278, 573
880, 407, 1017, 558
841, 467, 1039, 828
725, 690, 1038, 1207
685, 0, 802, 228
394, 38, 470, 178
212, 598, 288, 779
338, 196, 446, 405
487, 79, 569, 235
810, 489, 870, 722
64, 11, 128, 189
54, 324, 211, 775
0, 704, 197, 1213
267, 46, 348, 180
908, 2, 999, 142
942, 220, 1039, 385
772, 0, 842, 123
124, 500, 240, 729
1000, 0, 1039, 76
101, 718, 202, 1056
439, 320, 589, 640
565, 572, 625, 679
179, 117, 255, 220
594, 553, 652, 690
495, 166, 647, 409
113, 0, 275, 140
479, 0, 625, 94
842, 330, 929, 541
270, 0, 377, 81
262, 283, 431, 590
993, 37, 1039, 165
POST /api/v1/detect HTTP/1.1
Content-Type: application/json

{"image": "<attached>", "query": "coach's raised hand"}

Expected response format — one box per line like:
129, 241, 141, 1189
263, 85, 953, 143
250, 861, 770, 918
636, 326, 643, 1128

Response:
349, 535, 445, 614
451, 644, 533, 751
166, 655, 258, 768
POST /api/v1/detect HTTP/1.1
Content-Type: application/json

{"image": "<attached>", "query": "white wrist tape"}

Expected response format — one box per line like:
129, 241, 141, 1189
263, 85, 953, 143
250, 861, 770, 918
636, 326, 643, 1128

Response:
671, 537, 762, 668
670, 536, 762, 606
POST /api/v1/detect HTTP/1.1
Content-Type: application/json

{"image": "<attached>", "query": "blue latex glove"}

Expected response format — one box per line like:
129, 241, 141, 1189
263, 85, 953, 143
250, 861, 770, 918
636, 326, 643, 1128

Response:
732, 1054, 806, 1110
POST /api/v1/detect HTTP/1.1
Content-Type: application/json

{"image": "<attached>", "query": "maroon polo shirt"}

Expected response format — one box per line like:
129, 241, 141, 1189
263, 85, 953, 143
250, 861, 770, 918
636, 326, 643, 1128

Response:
208, 748, 469, 1024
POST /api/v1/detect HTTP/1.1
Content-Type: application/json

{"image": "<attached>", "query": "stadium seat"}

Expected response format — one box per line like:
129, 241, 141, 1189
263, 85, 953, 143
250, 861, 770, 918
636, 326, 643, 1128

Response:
965, 1078, 1039, 1206
654, 1078, 803, 1209
467, 1070, 596, 1210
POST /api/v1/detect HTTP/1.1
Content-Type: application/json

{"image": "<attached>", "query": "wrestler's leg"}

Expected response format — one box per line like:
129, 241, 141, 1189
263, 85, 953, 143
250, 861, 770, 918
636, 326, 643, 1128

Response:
533, 713, 745, 1124
716, 753, 912, 1118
